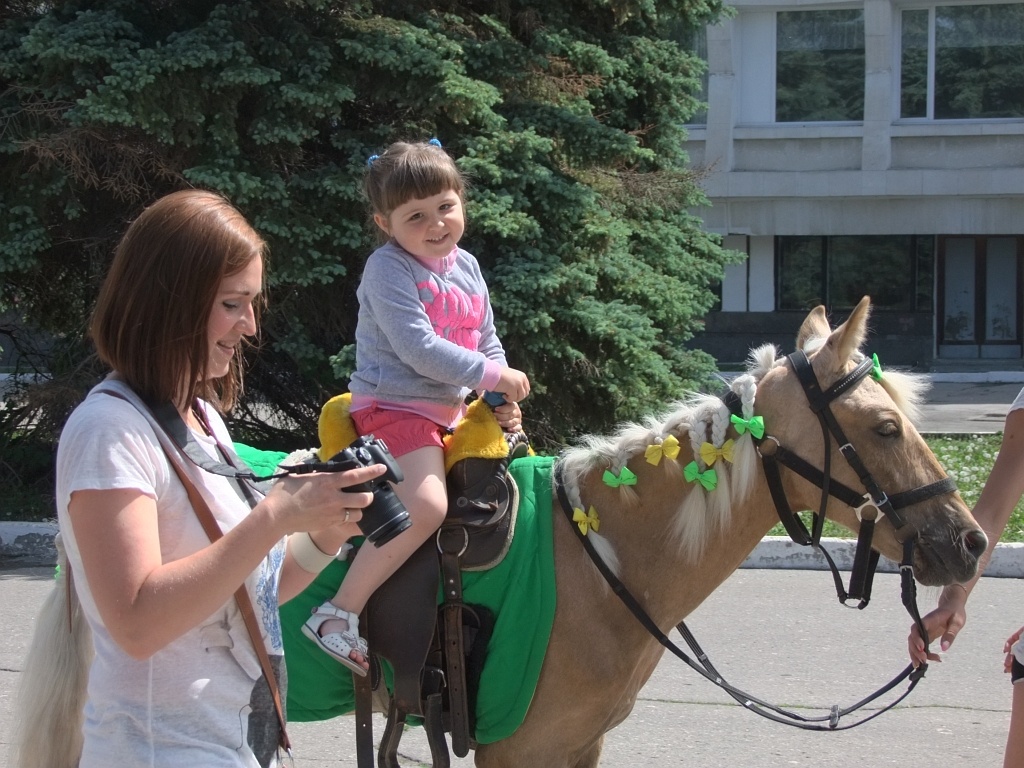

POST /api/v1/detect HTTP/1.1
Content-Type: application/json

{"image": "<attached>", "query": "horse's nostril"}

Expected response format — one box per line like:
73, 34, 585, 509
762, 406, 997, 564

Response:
963, 529, 989, 560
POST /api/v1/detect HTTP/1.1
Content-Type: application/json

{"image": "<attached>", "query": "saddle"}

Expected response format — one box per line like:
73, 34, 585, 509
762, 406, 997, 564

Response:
318, 395, 526, 768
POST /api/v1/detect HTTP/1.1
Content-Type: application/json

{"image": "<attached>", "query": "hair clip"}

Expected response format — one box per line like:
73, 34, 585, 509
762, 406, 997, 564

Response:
366, 154, 380, 167
428, 138, 442, 148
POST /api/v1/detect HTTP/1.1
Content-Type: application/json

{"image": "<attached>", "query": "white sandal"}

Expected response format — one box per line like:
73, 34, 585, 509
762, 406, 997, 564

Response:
301, 602, 369, 676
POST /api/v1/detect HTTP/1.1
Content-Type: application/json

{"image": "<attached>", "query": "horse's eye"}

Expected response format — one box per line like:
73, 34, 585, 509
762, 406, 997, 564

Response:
877, 421, 900, 437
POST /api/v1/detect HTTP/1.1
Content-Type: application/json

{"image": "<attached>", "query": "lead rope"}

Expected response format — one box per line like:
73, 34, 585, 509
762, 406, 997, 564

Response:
553, 462, 928, 730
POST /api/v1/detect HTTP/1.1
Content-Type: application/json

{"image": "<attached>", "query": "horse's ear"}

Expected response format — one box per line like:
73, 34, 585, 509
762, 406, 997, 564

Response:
796, 305, 831, 350
826, 296, 871, 364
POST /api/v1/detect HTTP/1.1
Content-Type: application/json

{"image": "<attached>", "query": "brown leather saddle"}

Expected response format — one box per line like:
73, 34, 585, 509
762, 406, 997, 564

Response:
352, 452, 521, 768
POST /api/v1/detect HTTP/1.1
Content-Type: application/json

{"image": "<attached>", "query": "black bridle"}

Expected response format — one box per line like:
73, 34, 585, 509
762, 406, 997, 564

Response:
552, 350, 959, 730
745, 351, 955, 622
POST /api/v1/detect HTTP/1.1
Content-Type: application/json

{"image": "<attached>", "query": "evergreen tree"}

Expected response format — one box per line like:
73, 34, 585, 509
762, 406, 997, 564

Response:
0, 0, 735, 484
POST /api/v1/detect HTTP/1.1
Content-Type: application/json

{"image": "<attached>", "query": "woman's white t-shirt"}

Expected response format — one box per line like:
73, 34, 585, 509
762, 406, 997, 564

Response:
1011, 386, 1024, 413
56, 380, 286, 767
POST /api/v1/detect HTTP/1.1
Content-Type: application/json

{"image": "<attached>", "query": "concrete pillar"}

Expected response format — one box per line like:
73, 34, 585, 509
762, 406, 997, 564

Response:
862, 0, 894, 171
704, 20, 736, 172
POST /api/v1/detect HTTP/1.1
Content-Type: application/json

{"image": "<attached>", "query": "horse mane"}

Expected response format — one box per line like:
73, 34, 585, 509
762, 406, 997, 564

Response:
558, 337, 927, 574
559, 344, 783, 570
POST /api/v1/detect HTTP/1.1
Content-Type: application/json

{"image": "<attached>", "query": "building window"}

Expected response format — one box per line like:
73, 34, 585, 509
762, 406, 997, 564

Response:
901, 3, 1024, 120
667, 22, 708, 125
777, 236, 934, 311
776, 10, 864, 122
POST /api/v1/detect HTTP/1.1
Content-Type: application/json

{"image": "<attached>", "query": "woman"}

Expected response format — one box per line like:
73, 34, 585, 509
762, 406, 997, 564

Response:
12, 189, 382, 768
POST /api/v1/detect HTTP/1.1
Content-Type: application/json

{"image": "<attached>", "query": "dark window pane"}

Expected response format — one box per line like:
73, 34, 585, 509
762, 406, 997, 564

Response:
915, 236, 934, 312
665, 22, 709, 125
778, 237, 824, 309
935, 4, 1024, 119
985, 238, 1018, 341
776, 10, 865, 122
830, 236, 914, 310
900, 10, 929, 118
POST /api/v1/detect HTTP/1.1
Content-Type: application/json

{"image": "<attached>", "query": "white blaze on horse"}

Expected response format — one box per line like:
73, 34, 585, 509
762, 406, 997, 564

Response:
471, 296, 984, 768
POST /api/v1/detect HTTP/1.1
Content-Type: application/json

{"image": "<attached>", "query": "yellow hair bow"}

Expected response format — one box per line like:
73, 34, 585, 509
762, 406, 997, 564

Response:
644, 434, 681, 465
683, 461, 718, 491
699, 439, 734, 467
573, 506, 600, 536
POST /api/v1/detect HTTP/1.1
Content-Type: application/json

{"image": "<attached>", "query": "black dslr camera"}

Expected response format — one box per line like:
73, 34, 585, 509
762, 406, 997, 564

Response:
324, 435, 411, 547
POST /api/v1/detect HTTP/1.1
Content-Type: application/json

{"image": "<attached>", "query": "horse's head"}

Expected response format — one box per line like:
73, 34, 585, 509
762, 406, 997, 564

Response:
754, 296, 987, 586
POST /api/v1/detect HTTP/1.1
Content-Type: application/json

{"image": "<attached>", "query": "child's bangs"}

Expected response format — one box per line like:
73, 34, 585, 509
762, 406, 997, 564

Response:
383, 157, 463, 212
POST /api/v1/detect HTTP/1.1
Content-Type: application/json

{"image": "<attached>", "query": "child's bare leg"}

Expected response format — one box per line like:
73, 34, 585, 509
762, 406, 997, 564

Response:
313, 445, 448, 665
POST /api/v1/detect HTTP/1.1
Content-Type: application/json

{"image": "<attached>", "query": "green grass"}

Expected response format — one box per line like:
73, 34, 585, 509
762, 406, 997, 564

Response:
768, 433, 1024, 541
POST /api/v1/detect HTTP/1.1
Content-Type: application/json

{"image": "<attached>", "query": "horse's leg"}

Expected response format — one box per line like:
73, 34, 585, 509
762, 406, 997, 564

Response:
569, 736, 604, 768
474, 735, 604, 768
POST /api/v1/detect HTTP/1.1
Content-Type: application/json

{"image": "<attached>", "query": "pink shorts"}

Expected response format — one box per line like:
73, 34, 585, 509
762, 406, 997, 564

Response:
351, 405, 446, 458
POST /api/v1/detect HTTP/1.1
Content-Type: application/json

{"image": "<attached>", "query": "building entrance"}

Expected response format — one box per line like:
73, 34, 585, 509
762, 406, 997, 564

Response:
938, 236, 1023, 359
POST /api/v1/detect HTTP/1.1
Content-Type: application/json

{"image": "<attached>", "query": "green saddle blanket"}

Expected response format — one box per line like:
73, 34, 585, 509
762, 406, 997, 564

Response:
233, 446, 557, 745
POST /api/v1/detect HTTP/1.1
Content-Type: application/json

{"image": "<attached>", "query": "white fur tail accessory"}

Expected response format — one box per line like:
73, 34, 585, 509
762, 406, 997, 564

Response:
10, 532, 93, 768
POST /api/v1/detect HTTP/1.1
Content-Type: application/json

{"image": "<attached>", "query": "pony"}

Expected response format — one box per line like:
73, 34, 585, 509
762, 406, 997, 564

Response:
466, 296, 984, 767
8, 297, 986, 768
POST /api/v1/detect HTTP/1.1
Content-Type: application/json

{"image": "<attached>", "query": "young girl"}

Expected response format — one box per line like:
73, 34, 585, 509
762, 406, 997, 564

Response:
301, 139, 530, 674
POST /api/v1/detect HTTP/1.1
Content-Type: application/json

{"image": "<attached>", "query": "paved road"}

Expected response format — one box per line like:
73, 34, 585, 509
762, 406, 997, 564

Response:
1, 566, 1016, 767
921, 381, 1021, 434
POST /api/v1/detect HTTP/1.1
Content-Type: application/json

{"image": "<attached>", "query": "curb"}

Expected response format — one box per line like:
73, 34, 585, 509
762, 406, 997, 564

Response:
740, 536, 1024, 578
0, 520, 59, 568
3, 522, 1023, 577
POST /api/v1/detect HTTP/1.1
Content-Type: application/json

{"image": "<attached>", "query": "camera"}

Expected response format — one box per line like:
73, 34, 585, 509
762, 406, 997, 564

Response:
324, 435, 411, 547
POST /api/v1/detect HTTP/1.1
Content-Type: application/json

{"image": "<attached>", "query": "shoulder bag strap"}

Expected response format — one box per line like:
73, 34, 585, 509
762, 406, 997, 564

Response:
93, 382, 291, 755
166, 458, 292, 756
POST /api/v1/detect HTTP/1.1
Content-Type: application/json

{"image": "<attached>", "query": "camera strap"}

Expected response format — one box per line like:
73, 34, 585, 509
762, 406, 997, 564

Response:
145, 398, 361, 484
144, 399, 274, 499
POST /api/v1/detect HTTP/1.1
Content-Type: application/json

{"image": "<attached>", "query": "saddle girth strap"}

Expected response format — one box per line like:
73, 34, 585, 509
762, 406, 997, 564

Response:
437, 526, 473, 758
353, 663, 375, 768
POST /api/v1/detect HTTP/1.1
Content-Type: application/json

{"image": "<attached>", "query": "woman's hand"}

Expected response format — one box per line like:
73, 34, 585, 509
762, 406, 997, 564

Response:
270, 463, 393, 602
261, 463, 385, 537
68, 463, 380, 659
908, 584, 968, 666
1005, 627, 1024, 673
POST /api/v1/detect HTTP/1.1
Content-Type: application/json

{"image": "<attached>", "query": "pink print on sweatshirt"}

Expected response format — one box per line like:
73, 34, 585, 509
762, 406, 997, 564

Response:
418, 279, 485, 351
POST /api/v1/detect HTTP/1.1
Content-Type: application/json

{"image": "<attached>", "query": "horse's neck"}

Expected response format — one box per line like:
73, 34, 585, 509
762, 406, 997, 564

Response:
536, 467, 781, 739
610, 472, 781, 629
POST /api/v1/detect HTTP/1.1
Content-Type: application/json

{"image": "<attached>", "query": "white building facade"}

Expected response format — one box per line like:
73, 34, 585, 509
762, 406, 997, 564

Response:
686, 0, 1024, 368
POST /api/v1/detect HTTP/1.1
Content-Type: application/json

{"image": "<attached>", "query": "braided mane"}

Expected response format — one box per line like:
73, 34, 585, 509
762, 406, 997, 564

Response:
557, 339, 926, 569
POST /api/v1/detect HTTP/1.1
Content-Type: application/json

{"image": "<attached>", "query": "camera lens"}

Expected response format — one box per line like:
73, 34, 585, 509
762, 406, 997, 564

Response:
359, 481, 412, 547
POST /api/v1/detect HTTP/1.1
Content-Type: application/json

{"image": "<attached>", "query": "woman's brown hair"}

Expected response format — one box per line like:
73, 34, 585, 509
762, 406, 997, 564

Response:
90, 189, 266, 412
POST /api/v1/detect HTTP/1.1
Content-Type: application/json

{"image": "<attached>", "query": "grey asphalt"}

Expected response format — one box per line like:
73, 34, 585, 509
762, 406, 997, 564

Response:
1, 567, 1016, 766
2, 376, 1023, 766
920, 379, 1023, 434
